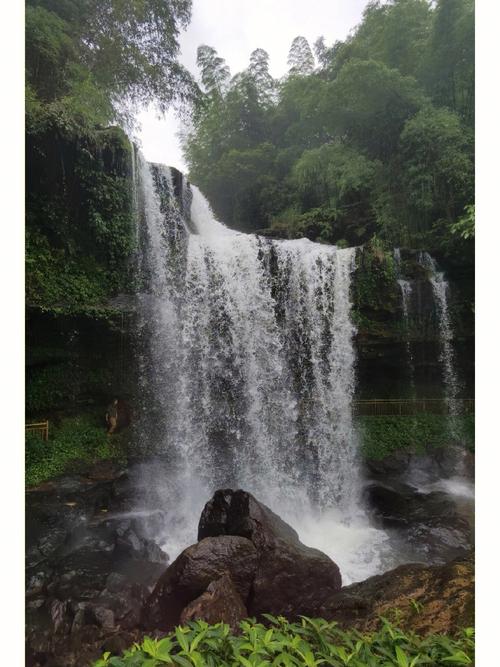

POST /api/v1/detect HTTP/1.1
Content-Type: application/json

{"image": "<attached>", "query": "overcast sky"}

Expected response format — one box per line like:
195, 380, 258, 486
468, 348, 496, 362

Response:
136, 0, 368, 171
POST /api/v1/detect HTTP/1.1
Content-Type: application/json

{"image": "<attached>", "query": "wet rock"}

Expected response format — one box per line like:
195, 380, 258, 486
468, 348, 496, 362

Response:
91, 605, 115, 630
365, 450, 411, 478
49, 599, 71, 635
364, 482, 473, 562
364, 482, 442, 526
27, 598, 46, 611
26, 568, 53, 598
321, 555, 474, 635
145, 489, 342, 629
250, 540, 341, 618
198, 489, 300, 549
87, 459, 127, 482
180, 573, 247, 631
71, 607, 89, 634
143, 535, 258, 630
142, 539, 167, 564
198, 489, 342, 618
25, 462, 171, 667
105, 572, 128, 593
115, 527, 143, 556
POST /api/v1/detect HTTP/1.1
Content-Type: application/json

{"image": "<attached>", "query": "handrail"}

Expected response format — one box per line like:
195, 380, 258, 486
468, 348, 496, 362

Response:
26, 420, 49, 441
353, 398, 474, 416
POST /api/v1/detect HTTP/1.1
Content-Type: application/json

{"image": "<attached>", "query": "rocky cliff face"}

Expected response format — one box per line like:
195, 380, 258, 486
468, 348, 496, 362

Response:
25, 128, 474, 421
352, 243, 474, 399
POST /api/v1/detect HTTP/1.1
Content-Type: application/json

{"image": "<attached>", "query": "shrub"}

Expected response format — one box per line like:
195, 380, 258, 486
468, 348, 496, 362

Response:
25, 413, 126, 486
358, 414, 475, 461
93, 616, 474, 666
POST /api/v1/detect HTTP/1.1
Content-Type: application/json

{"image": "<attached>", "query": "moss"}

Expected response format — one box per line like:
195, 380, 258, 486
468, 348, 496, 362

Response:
352, 239, 401, 339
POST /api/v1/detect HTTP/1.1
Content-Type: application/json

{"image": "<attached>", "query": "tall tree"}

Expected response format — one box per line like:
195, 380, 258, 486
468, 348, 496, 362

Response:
197, 45, 231, 99
248, 48, 276, 106
287, 36, 315, 76
422, 0, 474, 123
314, 37, 330, 70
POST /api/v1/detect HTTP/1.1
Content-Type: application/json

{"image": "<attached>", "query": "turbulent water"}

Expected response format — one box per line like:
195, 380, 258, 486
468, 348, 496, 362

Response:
132, 157, 391, 583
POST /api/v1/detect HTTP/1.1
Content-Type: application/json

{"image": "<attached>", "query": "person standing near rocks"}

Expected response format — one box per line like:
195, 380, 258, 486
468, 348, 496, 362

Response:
106, 398, 119, 435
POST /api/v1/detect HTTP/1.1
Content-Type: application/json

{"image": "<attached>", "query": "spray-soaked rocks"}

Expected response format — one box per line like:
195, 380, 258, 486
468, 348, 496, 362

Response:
364, 481, 473, 564
26, 464, 169, 667
142, 489, 342, 631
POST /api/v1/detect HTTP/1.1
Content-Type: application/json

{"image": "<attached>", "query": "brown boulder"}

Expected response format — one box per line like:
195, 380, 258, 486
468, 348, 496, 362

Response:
198, 489, 301, 550
198, 489, 342, 618
142, 535, 258, 630
180, 574, 247, 631
321, 555, 474, 635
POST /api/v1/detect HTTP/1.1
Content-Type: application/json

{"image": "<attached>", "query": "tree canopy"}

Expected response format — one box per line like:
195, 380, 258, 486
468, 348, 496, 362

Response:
183, 0, 474, 255
26, 0, 195, 131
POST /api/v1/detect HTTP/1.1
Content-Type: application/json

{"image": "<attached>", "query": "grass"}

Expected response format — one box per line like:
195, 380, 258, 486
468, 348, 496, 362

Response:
25, 412, 127, 487
357, 414, 475, 461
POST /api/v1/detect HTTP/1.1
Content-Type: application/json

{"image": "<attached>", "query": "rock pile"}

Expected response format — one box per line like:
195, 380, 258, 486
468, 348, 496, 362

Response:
142, 489, 342, 631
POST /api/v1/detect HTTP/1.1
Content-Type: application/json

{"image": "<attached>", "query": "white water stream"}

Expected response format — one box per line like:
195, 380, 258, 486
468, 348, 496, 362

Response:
133, 158, 391, 583
418, 252, 462, 417
394, 248, 416, 393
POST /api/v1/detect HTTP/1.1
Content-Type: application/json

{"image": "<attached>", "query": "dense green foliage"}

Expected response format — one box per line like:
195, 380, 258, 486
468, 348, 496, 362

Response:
26, 413, 126, 486
26, 126, 137, 311
352, 239, 400, 331
26, 0, 195, 313
184, 0, 474, 256
358, 414, 475, 461
93, 616, 474, 666
26, 0, 194, 128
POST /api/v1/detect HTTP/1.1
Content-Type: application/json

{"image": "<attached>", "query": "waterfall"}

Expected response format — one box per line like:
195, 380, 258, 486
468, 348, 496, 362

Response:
418, 252, 462, 417
394, 248, 416, 393
132, 158, 390, 583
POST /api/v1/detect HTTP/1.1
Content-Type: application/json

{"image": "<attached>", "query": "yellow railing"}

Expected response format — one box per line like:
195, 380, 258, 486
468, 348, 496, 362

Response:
353, 399, 474, 416
26, 420, 49, 441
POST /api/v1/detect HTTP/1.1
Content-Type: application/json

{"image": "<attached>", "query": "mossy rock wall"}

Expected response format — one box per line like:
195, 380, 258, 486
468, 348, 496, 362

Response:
352, 243, 474, 399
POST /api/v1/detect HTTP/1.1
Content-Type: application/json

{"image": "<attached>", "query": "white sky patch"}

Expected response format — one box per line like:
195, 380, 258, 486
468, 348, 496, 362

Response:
136, 0, 367, 171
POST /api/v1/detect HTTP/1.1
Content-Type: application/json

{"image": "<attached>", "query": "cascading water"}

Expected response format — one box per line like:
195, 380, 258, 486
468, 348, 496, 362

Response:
418, 252, 462, 416
394, 248, 416, 393
132, 156, 390, 583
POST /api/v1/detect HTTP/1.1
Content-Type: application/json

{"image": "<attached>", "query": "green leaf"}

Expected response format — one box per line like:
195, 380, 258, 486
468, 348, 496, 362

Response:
441, 652, 472, 664
395, 645, 409, 667
173, 656, 194, 667
142, 636, 158, 658
176, 627, 190, 653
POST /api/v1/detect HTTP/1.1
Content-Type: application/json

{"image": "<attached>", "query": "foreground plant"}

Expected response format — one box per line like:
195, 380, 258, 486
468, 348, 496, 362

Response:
93, 616, 474, 666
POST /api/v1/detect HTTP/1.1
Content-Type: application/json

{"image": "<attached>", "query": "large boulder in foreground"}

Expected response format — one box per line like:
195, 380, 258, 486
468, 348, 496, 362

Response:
199, 490, 342, 618
320, 555, 474, 635
143, 489, 342, 630
142, 535, 258, 629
